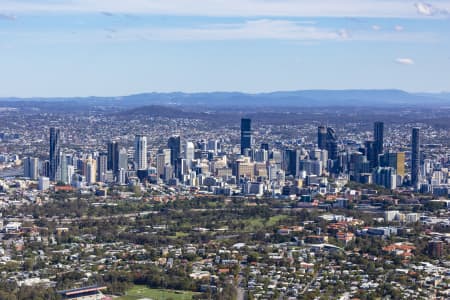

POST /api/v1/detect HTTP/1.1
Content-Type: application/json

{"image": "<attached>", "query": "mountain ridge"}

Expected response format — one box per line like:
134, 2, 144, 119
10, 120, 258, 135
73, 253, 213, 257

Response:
0, 89, 449, 108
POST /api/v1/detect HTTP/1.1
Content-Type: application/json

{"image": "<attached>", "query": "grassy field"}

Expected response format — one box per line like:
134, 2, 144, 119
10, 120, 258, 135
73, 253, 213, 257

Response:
243, 215, 288, 231
118, 285, 197, 300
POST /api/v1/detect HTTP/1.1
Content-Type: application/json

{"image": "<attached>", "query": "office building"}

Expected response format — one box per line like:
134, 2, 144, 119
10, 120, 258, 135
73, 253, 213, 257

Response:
365, 140, 376, 168
118, 147, 128, 173
49, 127, 61, 181
326, 127, 338, 160
107, 141, 119, 173
283, 149, 298, 176
85, 157, 97, 184
23, 157, 39, 180
184, 141, 195, 164
373, 167, 397, 189
317, 125, 327, 150
59, 152, 68, 184
39, 176, 50, 191
380, 152, 405, 177
97, 152, 108, 182
157, 149, 171, 178
134, 135, 147, 170
374, 121, 384, 165
411, 127, 420, 188
241, 118, 252, 155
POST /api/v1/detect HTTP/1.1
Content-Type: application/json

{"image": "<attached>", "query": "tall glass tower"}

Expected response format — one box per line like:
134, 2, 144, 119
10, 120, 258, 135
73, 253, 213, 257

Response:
317, 125, 327, 150
374, 121, 384, 166
411, 127, 420, 188
134, 134, 147, 170
49, 127, 60, 181
240, 118, 252, 155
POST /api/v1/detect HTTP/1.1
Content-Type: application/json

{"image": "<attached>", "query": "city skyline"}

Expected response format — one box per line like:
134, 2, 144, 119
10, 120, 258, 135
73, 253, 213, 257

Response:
1, 0, 450, 97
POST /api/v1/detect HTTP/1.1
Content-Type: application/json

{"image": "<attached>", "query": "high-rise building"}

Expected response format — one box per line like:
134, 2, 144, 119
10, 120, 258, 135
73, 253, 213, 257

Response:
59, 152, 68, 183
380, 152, 405, 177
97, 152, 108, 182
241, 118, 252, 155
84, 157, 97, 184
326, 127, 338, 160
134, 135, 147, 170
49, 127, 61, 181
107, 141, 119, 173
317, 125, 327, 150
283, 149, 298, 176
374, 121, 384, 166
157, 149, 171, 178
23, 157, 39, 180
168, 136, 181, 177
184, 141, 195, 166
38, 176, 50, 191
118, 147, 128, 173
411, 127, 420, 187
372, 167, 397, 189
168, 136, 181, 166
208, 140, 219, 154
364, 140, 376, 168
67, 165, 75, 185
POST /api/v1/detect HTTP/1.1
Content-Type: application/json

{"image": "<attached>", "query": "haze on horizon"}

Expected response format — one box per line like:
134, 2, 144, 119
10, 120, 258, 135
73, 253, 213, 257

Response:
1, 0, 450, 97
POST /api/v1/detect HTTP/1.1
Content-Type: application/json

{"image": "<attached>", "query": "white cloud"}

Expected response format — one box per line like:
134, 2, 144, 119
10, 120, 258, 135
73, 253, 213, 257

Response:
415, 2, 449, 16
372, 25, 381, 31
415, 2, 435, 15
338, 29, 351, 39
0, 13, 17, 21
395, 58, 415, 65
137, 19, 347, 41
2, 0, 450, 18
395, 25, 404, 31
0, 19, 437, 44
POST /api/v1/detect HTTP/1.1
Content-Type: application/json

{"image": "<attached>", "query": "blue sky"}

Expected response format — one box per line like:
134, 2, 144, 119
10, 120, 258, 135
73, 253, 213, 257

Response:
0, 0, 450, 97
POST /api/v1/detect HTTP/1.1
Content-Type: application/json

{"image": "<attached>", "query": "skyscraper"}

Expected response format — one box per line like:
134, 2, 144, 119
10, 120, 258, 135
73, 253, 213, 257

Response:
134, 134, 147, 170
107, 141, 119, 173
374, 121, 384, 166
184, 141, 195, 165
364, 140, 376, 168
168, 136, 181, 167
411, 127, 420, 187
241, 118, 252, 155
59, 151, 68, 184
97, 152, 108, 182
283, 149, 298, 176
326, 127, 338, 160
317, 125, 327, 150
85, 157, 97, 184
118, 147, 128, 172
23, 157, 39, 180
157, 149, 171, 178
380, 152, 405, 177
49, 127, 60, 181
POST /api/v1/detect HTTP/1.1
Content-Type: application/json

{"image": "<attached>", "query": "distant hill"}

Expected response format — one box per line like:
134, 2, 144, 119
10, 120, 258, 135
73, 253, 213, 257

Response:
1, 90, 449, 108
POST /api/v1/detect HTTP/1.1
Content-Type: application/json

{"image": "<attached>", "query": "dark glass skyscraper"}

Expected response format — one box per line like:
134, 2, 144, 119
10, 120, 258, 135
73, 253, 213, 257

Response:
317, 125, 327, 150
49, 127, 60, 181
168, 136, 181, 167
365, 140, 376, 168
326, 127, 338, 160
411, 127, 420, 187
374, 121, 384, 166
283, 149, 298, 176
107, 141, 119, 173
241, 118, 252, 155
